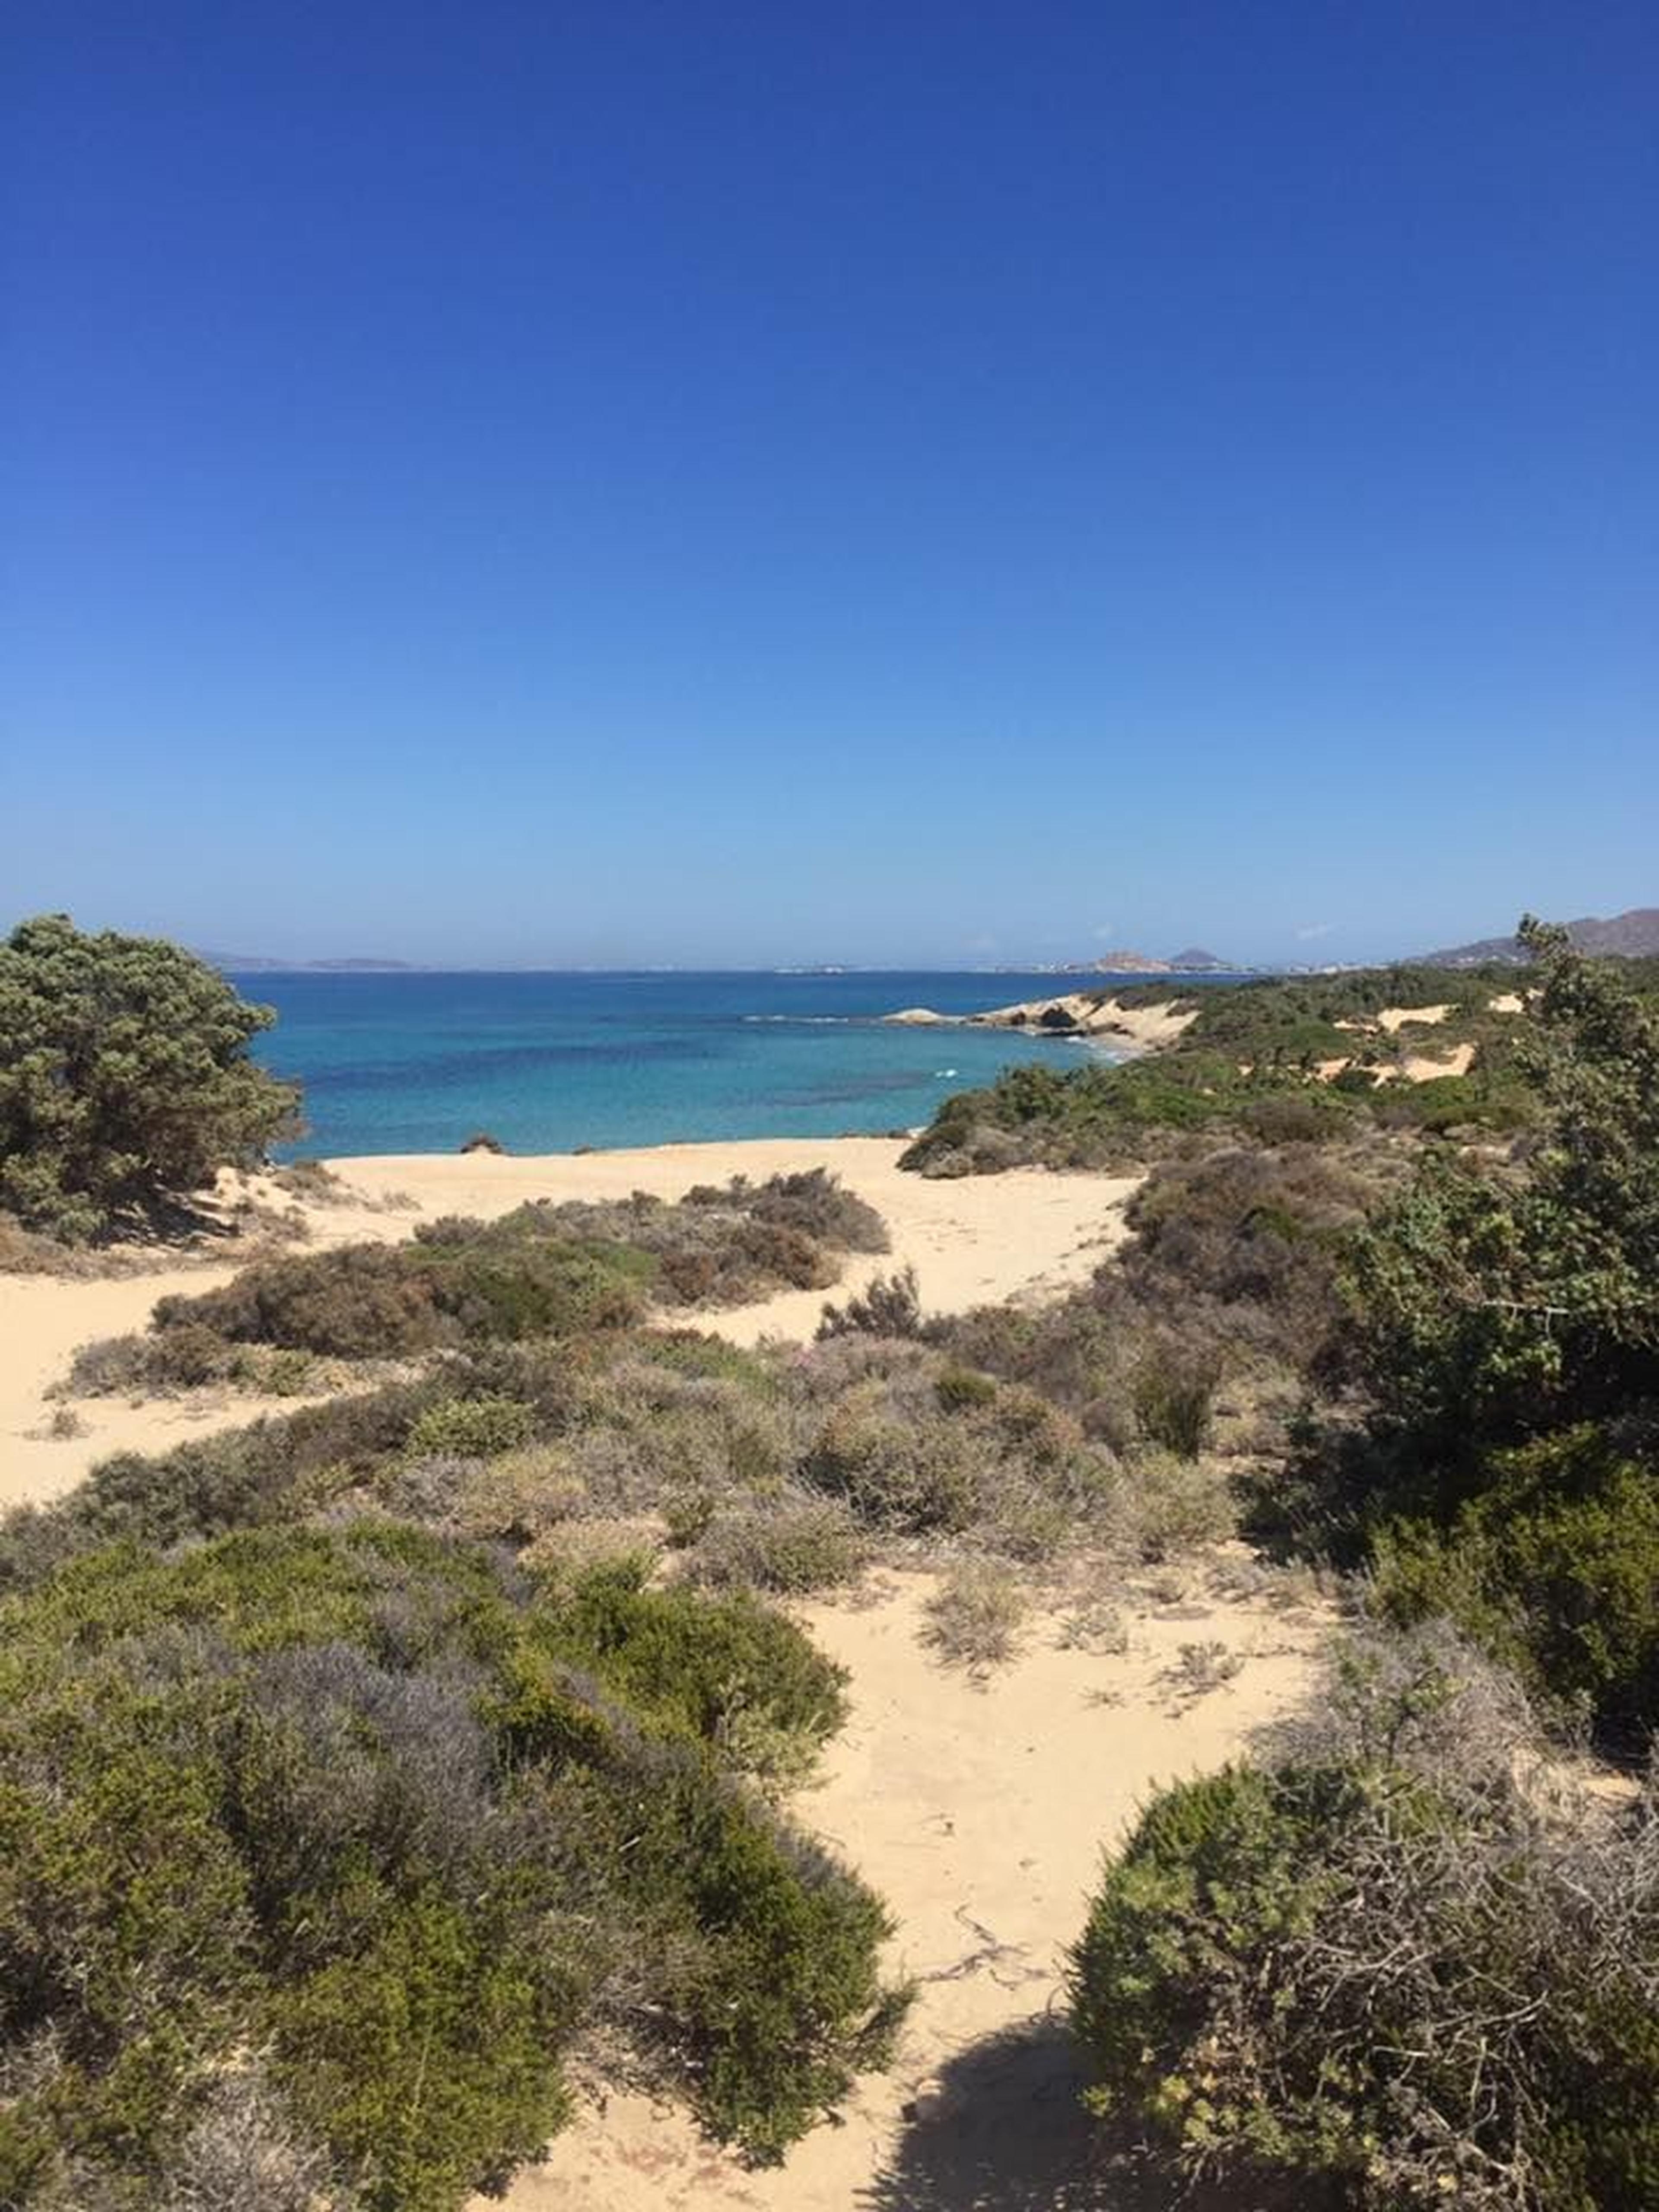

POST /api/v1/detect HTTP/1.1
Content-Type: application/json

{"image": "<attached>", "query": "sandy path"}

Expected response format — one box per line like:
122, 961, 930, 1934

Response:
2, 1141, 1137, 1510
487, 1566, 1326, 2210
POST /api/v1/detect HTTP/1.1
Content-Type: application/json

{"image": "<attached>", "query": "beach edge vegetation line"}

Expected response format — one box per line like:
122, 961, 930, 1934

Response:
0, 915, 302, 1240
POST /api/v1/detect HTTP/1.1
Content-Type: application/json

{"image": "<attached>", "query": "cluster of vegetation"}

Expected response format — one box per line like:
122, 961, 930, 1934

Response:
1288, 922, 1659, 1742
898, 960, 1584, 1176
15, 1315, 1228, 1608
0, 1524, 903, 2209
0, 916, 301, 1241
1068, 925, 1659, 2208
67, 1171, 887, 1397
1071, 1625, 1659, 2210
935, 1133, 1400, 1474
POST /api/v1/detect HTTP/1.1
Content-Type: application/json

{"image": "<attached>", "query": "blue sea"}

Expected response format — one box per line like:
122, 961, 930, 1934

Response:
236, 969, 1136, 1159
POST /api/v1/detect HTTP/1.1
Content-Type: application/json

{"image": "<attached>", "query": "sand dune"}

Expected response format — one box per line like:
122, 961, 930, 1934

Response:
1, 1139, 1138, 1510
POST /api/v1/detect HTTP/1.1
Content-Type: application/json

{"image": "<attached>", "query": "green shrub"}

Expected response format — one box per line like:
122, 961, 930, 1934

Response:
1117, 1447, 1236, 1560
934, 1364, 998, 1412
1130, 1345, 1220, 1458
1328, 926, 1659, 1504
692, 1497, 868, 1595
1287, 928, 1659, 1740
1070, 1634, 1659, 2209
535, 1556, 851, 1754
1238, 1088, 1352, 1144
0, 1529, 902, 2204
802, 1405, 983, 1533
404, 1395, 539, 1461
1373, 1426, 1659, 1737
270, 1886, 575, 2212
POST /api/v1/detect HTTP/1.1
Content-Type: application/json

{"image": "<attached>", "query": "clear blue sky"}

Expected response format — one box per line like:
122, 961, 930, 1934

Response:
5, 2, 1655, 967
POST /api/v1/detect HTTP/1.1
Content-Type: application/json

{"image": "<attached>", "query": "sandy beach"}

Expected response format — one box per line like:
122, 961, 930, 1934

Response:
0, 1137, 1139, 1510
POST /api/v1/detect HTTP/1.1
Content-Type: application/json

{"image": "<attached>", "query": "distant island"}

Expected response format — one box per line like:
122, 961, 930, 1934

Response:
1066, 946, 1238, 975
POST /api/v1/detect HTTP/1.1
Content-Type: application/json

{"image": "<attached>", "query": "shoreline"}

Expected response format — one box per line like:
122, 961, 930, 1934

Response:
1, 1136, 1141, 1511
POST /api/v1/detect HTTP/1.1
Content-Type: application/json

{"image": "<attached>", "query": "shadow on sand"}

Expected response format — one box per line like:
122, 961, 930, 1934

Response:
861, 2015, 1305, 2212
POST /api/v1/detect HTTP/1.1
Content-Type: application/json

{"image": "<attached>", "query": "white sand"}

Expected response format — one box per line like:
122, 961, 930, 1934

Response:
483, 1564, 1327, 2211
1375, 1003, 1452, 1032
1, 1140, 1138, 1510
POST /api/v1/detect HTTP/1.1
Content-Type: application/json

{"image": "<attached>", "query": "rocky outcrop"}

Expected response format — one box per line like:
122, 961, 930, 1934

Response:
882, 993, 1199, 1052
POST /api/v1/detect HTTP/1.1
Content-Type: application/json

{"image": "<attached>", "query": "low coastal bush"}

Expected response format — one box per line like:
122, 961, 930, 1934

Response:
1069, 1628, 1659, 2210
921, 1559, 1027, 1672
692, 1496, 870, 1594
685, 1166, 889, 1254
817, 1264, 923, 1338
403, 1392, 540, 1459
149, 1227, 654, 1357
0, 1527, 902, 2208
70, 1174, 891, 1396
17, 1318, 1149, 1611
1118, 1446, 1237, 1560
1130, 1343, 1219, 1457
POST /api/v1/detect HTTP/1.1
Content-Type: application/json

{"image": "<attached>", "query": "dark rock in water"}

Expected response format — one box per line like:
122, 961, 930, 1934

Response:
460, 1130, 506, 1154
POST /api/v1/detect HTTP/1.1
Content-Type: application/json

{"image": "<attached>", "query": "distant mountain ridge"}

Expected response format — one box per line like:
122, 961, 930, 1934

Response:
1419, 907, 1659, 968
200, 953, 417, 973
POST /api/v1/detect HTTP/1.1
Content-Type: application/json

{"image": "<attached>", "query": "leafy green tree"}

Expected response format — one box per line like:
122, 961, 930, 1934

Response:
0, 915, 301, 1238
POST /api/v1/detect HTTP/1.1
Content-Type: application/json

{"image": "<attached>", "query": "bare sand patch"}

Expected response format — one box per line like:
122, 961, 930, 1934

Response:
1, 1140, 1138, 1510
1399, 1042, 1475, 1081
1376, 1003, 1452, 1032
483, 1562, 1328, 2212
0, 1265, 337, 1510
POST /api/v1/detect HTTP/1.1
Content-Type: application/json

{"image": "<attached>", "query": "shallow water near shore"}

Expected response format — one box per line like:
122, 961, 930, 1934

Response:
242, 969, 1128, 1157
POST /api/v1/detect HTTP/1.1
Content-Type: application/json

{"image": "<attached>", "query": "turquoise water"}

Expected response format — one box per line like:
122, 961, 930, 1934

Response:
238, 969, 1128, 1158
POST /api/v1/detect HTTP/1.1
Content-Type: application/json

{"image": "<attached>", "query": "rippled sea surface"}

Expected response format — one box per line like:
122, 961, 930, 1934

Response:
237, 969, 1134, 1157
